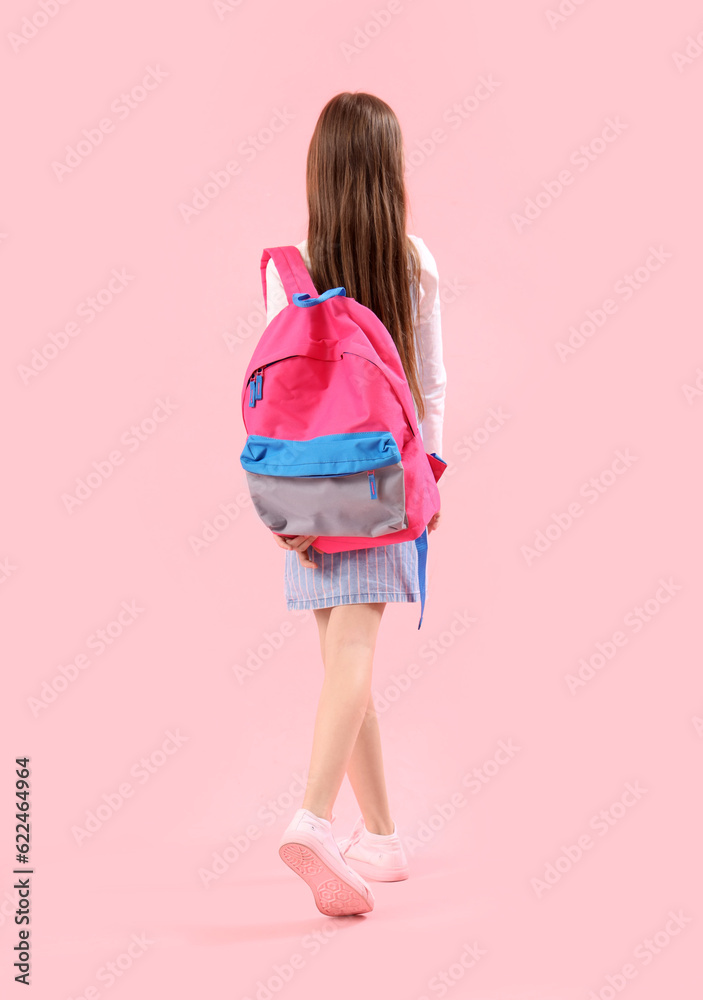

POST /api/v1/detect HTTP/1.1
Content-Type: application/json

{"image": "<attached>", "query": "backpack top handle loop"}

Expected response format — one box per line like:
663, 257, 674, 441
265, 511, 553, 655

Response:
292, 287, 346, 307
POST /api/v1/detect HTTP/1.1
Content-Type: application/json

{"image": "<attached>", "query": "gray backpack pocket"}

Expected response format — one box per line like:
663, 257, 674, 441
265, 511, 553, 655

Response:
240, 430, 408, 537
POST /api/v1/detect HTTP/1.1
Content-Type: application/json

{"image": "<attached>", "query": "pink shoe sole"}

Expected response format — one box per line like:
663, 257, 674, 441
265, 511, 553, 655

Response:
279, 842, 374, 916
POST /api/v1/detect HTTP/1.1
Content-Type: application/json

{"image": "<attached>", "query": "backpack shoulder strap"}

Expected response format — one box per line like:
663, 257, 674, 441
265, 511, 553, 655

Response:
260, 246, 318, 309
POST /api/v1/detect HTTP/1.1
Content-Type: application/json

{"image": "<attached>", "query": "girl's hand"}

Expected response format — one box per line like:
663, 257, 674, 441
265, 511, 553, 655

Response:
427, 512, 441, 534
273, 533, 320, 568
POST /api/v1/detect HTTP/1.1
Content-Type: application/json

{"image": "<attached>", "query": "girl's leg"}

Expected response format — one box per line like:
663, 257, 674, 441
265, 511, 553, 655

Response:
343, 696, 394, 835
307, 605, 394, 835
302, 602, 385, 822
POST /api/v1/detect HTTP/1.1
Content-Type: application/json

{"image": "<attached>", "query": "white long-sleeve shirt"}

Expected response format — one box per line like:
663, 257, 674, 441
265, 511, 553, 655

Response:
264, 234, 447, 457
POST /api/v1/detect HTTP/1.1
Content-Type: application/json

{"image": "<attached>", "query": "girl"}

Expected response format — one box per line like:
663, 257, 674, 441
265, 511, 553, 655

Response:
264, 92, 446, 915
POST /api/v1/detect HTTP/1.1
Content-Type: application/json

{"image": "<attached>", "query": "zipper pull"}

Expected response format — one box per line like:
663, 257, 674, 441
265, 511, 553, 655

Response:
255, 370, 263, 400
249, 378, 256, 407
368, 471, 377, 499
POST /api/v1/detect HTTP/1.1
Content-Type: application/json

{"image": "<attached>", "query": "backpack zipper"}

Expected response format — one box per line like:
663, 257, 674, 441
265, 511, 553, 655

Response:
367, 471, 377, 498
248, 366, 265, 407
246, 356, 299, 408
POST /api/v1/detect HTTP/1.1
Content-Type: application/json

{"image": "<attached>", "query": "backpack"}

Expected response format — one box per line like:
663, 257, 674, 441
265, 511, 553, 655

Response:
239, 245, 447, 628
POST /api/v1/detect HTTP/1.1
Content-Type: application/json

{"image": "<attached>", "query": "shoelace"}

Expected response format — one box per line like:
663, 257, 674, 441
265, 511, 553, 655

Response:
341, 816, 367, 854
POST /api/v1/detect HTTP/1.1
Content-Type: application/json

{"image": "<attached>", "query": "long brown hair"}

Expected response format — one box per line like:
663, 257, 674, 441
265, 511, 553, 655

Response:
305, 92, 425, 423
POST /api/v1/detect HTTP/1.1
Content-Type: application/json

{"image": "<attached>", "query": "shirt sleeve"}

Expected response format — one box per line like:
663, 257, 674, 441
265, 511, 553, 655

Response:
412, 236, 447, 459
265, 257, 289, 327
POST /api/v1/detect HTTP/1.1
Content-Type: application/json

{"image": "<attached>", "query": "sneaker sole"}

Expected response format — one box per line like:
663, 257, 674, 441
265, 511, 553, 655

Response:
279, 840, 374, 916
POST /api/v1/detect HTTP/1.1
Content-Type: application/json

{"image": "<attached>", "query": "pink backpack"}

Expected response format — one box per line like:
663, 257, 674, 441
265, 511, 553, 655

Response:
240, 245, 447, 627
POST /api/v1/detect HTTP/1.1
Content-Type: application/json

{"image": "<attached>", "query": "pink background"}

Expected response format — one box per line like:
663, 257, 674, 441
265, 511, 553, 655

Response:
2, 1, 702, 997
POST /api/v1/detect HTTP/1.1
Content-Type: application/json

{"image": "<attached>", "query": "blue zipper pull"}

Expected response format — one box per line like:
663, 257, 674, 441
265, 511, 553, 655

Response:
249, 378, 256, 407
368, 471, 377, 499
255, 370, 263, 400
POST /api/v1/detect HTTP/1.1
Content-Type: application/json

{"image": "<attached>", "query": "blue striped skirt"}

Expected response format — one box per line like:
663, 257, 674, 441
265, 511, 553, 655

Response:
284, 540, 420, 610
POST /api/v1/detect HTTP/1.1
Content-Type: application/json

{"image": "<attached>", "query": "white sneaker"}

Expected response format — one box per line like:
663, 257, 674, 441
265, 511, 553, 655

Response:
279, 808, 375, 915
337, 815, 409, 881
